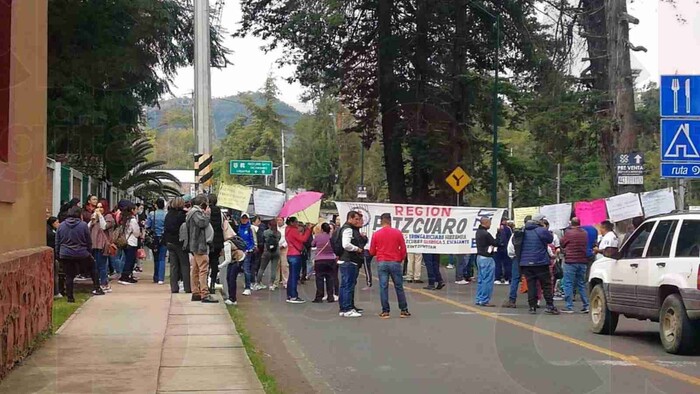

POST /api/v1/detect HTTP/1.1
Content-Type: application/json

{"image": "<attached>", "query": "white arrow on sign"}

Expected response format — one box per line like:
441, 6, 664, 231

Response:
634, 154, 642, 164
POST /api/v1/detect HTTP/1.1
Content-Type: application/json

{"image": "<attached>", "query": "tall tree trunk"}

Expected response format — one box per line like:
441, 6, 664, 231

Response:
450, 0, 468, 204
378, 0, 407, 202
410, 0, 431, 204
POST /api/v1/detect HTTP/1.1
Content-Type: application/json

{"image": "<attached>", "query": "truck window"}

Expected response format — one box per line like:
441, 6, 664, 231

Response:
674, 220, 700, 257
646, 220, 677, 258
622, 221, 654, 259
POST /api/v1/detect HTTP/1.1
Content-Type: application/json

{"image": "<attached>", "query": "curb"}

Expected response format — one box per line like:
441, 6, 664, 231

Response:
55, 296, 94, 335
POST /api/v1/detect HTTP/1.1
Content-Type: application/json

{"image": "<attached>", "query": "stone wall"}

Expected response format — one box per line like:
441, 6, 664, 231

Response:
0, 247, 53, 380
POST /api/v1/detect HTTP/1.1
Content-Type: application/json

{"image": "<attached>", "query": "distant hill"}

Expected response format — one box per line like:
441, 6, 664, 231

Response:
146, 93, 304, 140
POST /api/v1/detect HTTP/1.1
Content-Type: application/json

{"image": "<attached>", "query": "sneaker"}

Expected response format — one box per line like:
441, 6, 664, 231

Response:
423, 285, 436, 290
413, 279, 424, 284
191, 294, 202, 302
257, 284, 267, 290
553, 296, 564, 301
118, 280, 133, 286
242, 289, 252, 296
286, 297, 306, 304
435, 282, 446, 290
101, 285, 112, 293
504, 280, 510, 285
54, 293, 63, 299
201, 296, 219, 303
312, 299, 323, 303
562, 308, 575, 314
580, 307, 590, 314
494, 280, 501, 284
322, 295, 328, 301
327, 298, 336, 303
544, 306, 560, 315
269, 285, 277, 291
92, 288, 105, 296
528, 307, 537, 314
455, 280, 470, 285
353, 307, 364, 314
127, 276, 138, 283
157, 281, 164, 285
400, 310, 412, 318
405, 279, 414, 283
446, 264, 455, 269
341, 310, 362, 318
379, 312, 391, 319
67, 298, 75, 303
224, 299, 237, 306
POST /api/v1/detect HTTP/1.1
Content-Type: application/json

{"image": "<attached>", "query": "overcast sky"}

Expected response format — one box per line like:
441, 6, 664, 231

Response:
169, 0, 664, 113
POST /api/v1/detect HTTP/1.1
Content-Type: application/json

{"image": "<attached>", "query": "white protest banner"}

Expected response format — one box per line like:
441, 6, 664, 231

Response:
605, 193, 643, 222
641, 188, 676, 217
334, 202, 506, 254
514, 206, 539, 227
539, 203, 572, 230
218, 184, 252, 212
253, 189, 286, 217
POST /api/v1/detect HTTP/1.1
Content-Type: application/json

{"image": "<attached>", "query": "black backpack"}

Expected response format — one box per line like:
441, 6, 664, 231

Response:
331, 226, 347, 256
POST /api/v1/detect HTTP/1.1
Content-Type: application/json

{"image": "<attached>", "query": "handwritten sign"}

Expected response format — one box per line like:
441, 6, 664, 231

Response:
218, 184, 252, 212
513, 206, 540, 227
605, 193, 643, 222
539, 203, 572, 230
574, 200, 608, 226
641, 188, 676, 217
253, 189, 286, 217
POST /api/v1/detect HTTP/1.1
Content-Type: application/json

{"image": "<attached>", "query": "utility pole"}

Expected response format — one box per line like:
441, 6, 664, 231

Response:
281, 130, 287, 200
194, 0, 211, 192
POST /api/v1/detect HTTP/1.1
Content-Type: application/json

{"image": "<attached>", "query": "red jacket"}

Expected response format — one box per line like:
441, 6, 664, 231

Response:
561, 226, 589, 264
369, 226, 407, 263
285, 226, 310, 257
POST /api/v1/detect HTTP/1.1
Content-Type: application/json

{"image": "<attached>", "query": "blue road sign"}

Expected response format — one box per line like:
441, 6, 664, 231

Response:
661, 162, 700, 178
661, 75, 700, 117
661, 119, 700, 162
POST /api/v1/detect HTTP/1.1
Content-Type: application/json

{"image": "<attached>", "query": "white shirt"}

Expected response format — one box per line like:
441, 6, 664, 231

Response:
278, 224, 288, 249
127, 217, 140, 247
599, 231, 619, 250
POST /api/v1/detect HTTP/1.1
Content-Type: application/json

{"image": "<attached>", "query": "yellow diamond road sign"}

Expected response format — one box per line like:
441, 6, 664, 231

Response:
446, 166, 471, 193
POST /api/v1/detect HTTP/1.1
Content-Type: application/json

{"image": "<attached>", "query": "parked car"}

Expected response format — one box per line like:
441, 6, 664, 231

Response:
588, 213, 700, 354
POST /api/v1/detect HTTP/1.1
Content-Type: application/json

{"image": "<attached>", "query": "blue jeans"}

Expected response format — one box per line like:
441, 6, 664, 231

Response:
495, 254, 512, 282
287, 255, 303, 299
339, 263, 358, 312
226, 262, 243, 302
508, 258, 520, 302
120, 246, 137, 280
424, 254, 443, 286
563, 263, 590, 310
153, 244, 167, 282
455, 254, 472, 281
378, 262, 408, 313
475, 256, 495, 305
243, 252, 253, 290
110, 250, 124, 275
92, 249, 108, 286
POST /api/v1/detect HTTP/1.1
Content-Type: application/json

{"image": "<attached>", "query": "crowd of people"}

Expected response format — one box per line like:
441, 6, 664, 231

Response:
47, 193, 623, 320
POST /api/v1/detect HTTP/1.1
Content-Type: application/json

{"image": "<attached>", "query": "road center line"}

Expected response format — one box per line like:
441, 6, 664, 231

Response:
401, 285, 700, 387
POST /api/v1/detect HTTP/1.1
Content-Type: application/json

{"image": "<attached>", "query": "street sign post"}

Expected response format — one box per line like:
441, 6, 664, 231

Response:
616, 152, 644, 185
229, 160, 273, 176
446, 166, 471, 194
660, 75, 700, 117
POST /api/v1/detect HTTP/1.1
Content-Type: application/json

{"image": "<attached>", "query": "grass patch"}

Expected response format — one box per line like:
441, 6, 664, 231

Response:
227, 306, 282, 394
52, 292, 90, 333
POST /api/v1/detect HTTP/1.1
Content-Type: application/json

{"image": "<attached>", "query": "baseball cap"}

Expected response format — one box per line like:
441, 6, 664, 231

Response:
241, 213, 250, 219
532, 213, 546, 222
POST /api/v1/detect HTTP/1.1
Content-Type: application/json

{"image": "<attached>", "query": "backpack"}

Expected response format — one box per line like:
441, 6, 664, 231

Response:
179, 221, 189, 253
112, 222, 129, 250
266, 231, 279, 253
231, 235, 248, 252
511, 229, 524, 260
331, 226, 347, 256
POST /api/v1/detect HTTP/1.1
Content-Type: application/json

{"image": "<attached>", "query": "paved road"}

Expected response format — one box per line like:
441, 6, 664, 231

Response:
240, 268, 700, 394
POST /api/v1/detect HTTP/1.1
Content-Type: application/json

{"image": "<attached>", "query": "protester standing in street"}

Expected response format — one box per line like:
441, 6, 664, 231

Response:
370, 213, 410, 318
405, 253, 423, 283
422, 253, 444, 290
311, 223, 336, 303
186, 194, 217, 303
474, 217, 499, 307
338, 211, 365, 317
519, 214, 560, 315
56, 206, 104, 301
495, 217, 513, 285
503, 215, 531, 308
276, 216, 289, 289
252, 216, 267, 289
164, 197, 190, 294
145, 198, 167, 284
257, 219, 281, 290
285, 216, 311, 303
237, 213, 256, 296
560, 217, 590, 314
595, 220, 619, 258
207, 194, 224, 293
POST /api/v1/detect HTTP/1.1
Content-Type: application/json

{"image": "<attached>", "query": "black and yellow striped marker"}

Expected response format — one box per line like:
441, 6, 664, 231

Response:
194, 153, 213, 187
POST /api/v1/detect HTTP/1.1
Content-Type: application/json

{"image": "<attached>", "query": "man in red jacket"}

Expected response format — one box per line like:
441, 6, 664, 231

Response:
370, 213, 411, 319
560, 217, 590, 314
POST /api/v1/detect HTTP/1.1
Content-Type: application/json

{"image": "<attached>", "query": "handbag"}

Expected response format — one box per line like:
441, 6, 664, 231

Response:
103, 242, 118, 257
519, 275, 528, 294
554, 260, 564, 280
136, 248, 147, 260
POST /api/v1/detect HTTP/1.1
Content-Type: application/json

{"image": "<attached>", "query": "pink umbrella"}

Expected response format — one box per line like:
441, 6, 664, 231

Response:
278, 191, 323, 218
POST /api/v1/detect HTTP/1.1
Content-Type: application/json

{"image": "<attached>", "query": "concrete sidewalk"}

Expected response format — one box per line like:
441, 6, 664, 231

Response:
0, 270, 263, 393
